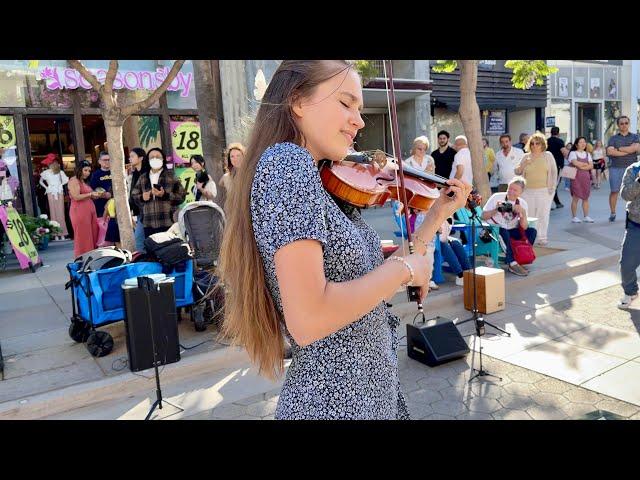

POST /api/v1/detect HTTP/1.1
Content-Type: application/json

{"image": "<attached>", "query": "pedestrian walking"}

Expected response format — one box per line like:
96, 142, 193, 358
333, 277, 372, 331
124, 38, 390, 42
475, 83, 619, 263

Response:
568, 137, 594, 223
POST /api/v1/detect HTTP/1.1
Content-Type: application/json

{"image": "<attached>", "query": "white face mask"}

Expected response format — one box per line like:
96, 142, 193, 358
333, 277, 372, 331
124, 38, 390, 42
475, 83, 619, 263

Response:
149, 158, 163, 170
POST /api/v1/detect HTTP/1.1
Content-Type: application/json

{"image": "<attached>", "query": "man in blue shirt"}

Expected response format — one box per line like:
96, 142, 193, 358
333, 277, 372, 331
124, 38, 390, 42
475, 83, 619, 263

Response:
606, 116, 640, 222
89, 151, 112, 217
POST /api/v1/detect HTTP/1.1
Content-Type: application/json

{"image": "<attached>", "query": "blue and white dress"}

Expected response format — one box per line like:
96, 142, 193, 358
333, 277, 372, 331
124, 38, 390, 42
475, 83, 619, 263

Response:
251, 142, 410, 420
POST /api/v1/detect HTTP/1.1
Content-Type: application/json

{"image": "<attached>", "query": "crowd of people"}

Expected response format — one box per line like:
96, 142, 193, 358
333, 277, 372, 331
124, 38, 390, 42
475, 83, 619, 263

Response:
39, 144, 246, 259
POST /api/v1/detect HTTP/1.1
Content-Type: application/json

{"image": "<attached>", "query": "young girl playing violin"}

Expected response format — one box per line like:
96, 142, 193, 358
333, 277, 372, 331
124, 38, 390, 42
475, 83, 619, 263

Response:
218, 60, 472, 420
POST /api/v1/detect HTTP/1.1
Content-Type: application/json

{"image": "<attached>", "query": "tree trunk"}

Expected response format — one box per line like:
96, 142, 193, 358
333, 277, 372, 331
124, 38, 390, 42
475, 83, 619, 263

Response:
458, 60, 490, 205
193, 60, 226, 196
104, 121, 135, 251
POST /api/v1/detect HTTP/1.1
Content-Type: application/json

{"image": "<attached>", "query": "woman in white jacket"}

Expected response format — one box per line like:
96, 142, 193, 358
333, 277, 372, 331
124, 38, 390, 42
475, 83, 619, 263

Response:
39, 153, 69, 240
190, 154, 217, 202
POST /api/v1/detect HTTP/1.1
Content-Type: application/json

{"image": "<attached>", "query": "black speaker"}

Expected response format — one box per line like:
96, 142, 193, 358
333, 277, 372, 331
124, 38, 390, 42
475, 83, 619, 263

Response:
122, 280, 180, 372
406, 317, 469, 367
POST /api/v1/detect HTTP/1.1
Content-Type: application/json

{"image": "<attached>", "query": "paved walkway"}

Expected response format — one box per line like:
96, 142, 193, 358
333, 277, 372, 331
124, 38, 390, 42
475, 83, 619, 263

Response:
1, 180, 638, 419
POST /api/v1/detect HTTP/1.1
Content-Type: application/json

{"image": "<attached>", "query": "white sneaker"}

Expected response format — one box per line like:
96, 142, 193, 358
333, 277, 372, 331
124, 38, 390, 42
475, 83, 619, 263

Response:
429, 280, 439, 290
572, 217, 582, 223
455, 277, 464, 287
583, 216, 595, 223
617, 294, 639, 310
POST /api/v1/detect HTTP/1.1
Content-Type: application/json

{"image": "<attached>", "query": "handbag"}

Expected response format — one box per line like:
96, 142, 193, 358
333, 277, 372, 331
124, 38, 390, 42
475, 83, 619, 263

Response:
96, 216, 109, 247
510, 227, 536, 265
560, 165, 577, 179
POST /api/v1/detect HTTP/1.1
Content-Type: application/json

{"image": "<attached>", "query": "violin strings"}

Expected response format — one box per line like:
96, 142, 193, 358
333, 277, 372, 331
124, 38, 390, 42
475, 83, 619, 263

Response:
383, 60, 407, 259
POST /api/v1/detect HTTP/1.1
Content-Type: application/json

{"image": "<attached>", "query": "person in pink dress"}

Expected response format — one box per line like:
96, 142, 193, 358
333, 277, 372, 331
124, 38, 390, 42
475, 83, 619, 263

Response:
68, 160, 101, 257
568, 137, 595, 223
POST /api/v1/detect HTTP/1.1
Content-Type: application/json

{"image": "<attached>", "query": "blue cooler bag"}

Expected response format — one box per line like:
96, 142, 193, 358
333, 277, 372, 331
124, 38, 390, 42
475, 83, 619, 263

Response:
67, 261, 163, 326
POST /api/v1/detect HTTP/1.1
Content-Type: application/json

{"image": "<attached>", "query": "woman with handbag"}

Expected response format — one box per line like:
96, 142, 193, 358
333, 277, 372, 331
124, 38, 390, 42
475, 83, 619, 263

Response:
568, 137, 594, 223
514, 132, 558, 246
39, 153, 69, 241
68, 161, 100, 257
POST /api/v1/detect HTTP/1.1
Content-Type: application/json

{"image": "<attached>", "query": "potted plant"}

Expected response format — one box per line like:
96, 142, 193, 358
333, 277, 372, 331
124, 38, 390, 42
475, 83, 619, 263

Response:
19, 214, 62, 251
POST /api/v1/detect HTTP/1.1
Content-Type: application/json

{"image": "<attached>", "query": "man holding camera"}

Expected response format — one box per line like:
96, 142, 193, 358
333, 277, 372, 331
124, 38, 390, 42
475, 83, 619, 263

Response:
482, 177, 537, 276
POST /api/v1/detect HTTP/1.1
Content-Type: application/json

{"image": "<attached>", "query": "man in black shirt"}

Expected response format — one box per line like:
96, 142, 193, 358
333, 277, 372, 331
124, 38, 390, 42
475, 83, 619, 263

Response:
546, 126, 565, 209
432, 130, 457, 179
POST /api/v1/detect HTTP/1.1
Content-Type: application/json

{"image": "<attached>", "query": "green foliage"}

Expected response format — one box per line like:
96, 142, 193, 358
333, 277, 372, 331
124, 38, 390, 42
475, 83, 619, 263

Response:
431, 60, 458, 73
137, 115, 160, 149
353, 60, 381, 85
504, 60, 558, 89
19, 213, 61, 243
431, 60, 557, 90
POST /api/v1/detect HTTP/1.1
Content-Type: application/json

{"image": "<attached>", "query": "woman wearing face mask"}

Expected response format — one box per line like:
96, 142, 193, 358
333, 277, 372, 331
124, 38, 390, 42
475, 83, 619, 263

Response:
217, 60, 471, 420
189, 154, 217, 201
126, 147, 148, 251
131, 148, 186, 238
68, 161, 100, 257
39, 153, 69, 241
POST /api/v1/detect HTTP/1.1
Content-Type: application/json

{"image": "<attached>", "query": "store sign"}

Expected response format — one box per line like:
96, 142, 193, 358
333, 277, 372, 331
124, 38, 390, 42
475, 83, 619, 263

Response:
170, 121, 203, 164
174, 167, 197, 205
39, 66, 193, 98
545, 116, 556, 127
486, 110, 506, 135
0, 203, 40, 271
0, 115, 16, 149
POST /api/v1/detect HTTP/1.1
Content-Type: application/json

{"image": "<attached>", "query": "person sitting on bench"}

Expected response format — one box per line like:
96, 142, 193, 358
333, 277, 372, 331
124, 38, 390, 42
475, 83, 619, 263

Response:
482, 177, 537, 276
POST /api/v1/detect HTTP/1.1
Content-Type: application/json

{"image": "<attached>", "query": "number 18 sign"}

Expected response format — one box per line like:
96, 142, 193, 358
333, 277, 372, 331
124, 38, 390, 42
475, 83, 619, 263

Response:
170, 120, 203, 165
0, 203, 41, 271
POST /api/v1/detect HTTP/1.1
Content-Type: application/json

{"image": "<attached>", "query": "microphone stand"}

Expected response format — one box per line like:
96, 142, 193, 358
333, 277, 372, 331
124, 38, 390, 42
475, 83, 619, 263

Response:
453, 201, 509, 383
138, 275, 183, 420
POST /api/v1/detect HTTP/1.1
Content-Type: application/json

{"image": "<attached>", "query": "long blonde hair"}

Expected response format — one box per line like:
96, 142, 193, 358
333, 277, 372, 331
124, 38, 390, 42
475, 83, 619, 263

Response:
217, 60, 354, 379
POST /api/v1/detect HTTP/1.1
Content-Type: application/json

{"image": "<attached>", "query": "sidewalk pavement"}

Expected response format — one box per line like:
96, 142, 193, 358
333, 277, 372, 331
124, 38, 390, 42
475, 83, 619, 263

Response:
1, 180, 638, 419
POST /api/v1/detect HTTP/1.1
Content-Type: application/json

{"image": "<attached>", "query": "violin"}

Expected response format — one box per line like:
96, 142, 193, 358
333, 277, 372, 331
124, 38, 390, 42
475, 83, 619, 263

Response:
319, 149, 453, 212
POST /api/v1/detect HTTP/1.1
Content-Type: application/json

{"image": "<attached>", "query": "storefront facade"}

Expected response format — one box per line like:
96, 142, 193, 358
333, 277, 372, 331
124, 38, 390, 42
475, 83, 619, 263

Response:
429, 60, 547, 151
545, 60, 625, 145
0, 60, 200, 217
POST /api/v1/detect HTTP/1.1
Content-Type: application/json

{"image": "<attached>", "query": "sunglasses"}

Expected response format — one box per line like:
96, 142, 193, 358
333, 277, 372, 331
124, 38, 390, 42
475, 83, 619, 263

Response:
619, 121, 629, 125
530, 141, 542, 145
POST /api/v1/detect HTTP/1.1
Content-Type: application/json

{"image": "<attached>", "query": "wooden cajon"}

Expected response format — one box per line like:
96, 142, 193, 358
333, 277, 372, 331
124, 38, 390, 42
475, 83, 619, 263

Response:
463, 266, 505, 314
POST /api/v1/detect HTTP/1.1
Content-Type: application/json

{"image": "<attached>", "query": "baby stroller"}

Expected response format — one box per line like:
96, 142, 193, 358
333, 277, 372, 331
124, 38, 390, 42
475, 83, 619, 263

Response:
178, 201, 226, 331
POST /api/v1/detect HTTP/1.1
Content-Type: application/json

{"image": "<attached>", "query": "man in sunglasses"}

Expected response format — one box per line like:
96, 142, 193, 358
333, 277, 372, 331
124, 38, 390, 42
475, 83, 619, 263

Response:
606, 116, 640, 222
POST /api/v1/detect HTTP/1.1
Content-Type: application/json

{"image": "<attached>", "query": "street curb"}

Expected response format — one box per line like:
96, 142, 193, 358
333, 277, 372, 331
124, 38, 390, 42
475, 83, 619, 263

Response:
0, 345, 249, 420
389, 250, 620, 319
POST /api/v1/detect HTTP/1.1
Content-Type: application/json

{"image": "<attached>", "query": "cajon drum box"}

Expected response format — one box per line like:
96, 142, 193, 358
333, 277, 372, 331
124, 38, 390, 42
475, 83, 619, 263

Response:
463, 267, 505, 314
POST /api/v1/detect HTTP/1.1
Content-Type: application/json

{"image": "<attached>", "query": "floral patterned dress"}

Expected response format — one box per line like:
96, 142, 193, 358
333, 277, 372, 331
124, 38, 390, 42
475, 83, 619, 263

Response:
251, 142, 410, 420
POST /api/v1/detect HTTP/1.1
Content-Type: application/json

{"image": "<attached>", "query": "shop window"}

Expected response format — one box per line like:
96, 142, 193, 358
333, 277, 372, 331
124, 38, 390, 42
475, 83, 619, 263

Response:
169, 115, 201, 165
0, 115, 25, 212
548, 100, 571, 142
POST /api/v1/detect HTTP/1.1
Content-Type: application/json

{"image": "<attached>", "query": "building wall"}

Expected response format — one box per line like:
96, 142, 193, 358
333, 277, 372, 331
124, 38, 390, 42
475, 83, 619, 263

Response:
508, 109, 536, 142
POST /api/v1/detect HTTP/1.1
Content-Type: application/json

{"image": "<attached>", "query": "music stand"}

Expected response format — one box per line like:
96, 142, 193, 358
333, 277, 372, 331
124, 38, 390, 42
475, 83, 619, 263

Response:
453, 202, 509, 382
137, 275, 183, 420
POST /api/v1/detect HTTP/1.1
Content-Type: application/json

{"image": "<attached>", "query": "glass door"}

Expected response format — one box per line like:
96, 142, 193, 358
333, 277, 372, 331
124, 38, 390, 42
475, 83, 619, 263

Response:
26, 116, 74, 217
576, 103, 600, 144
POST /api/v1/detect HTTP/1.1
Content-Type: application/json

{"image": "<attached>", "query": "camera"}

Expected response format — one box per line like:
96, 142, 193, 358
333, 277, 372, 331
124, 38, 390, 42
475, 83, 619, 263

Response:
496, 202, 513, 214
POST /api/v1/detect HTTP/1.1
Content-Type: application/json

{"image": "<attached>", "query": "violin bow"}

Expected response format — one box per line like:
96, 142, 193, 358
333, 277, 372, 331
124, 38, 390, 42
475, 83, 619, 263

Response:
383, 60, 424, 313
